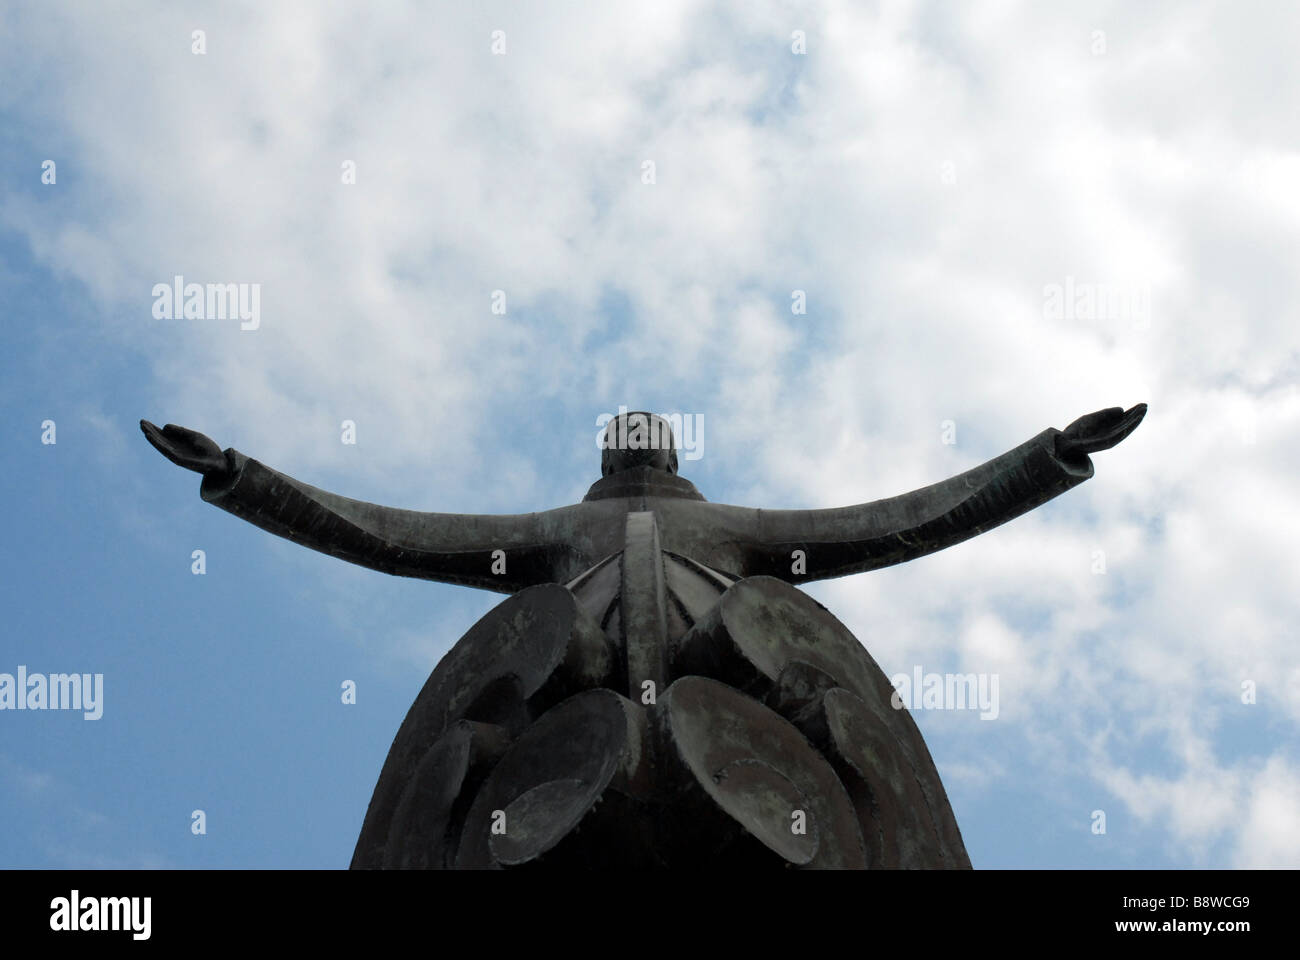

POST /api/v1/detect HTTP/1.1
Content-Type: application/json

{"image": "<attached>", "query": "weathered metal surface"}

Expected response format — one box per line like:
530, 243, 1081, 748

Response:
675, 575, 880, 703
621, 512, 669, 698
351, 584, 612, 868
653, 675, 867, 869
455, 689, 652, 868
379, 720, 510, 869
141, 405, 1147, 868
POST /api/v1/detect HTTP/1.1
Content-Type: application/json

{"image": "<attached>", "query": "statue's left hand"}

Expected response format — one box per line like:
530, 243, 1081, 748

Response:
1055, 403, 1147, 461
139, 420, 232, 477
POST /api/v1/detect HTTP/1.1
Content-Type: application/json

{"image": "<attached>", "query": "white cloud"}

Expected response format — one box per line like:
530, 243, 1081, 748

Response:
1234, 755, 1300, 868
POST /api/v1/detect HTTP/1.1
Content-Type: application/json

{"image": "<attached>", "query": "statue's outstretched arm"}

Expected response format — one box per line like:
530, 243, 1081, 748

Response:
738, 405, 1146, 584
140, 421, 587, 594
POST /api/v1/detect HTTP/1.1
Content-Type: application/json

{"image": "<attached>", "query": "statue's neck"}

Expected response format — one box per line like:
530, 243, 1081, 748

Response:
582, 466, 707, 502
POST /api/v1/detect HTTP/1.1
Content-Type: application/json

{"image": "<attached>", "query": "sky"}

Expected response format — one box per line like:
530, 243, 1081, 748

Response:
1, 0, 1297, 869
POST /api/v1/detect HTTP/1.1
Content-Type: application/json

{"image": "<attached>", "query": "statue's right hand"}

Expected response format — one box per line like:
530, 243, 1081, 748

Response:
139, 420, 231, 476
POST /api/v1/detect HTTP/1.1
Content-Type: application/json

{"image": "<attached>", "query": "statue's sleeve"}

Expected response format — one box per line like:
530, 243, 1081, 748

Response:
199, 450, 587, 594
738, 428, 1095, 583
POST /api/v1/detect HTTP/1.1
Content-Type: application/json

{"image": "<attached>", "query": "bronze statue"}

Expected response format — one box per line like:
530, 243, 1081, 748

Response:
141, 403, 1145, 868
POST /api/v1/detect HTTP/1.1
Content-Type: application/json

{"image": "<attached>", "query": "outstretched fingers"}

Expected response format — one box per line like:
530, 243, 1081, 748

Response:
139, 419, 227, 474
140, 419, 183, 465
1094, 403, 1147, 449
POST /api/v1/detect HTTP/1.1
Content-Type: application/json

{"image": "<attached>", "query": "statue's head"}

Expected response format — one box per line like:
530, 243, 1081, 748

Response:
600, 411, 679, 477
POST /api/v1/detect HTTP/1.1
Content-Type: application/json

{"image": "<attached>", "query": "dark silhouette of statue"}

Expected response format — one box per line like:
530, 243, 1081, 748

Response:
141, 403, 1146, 869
